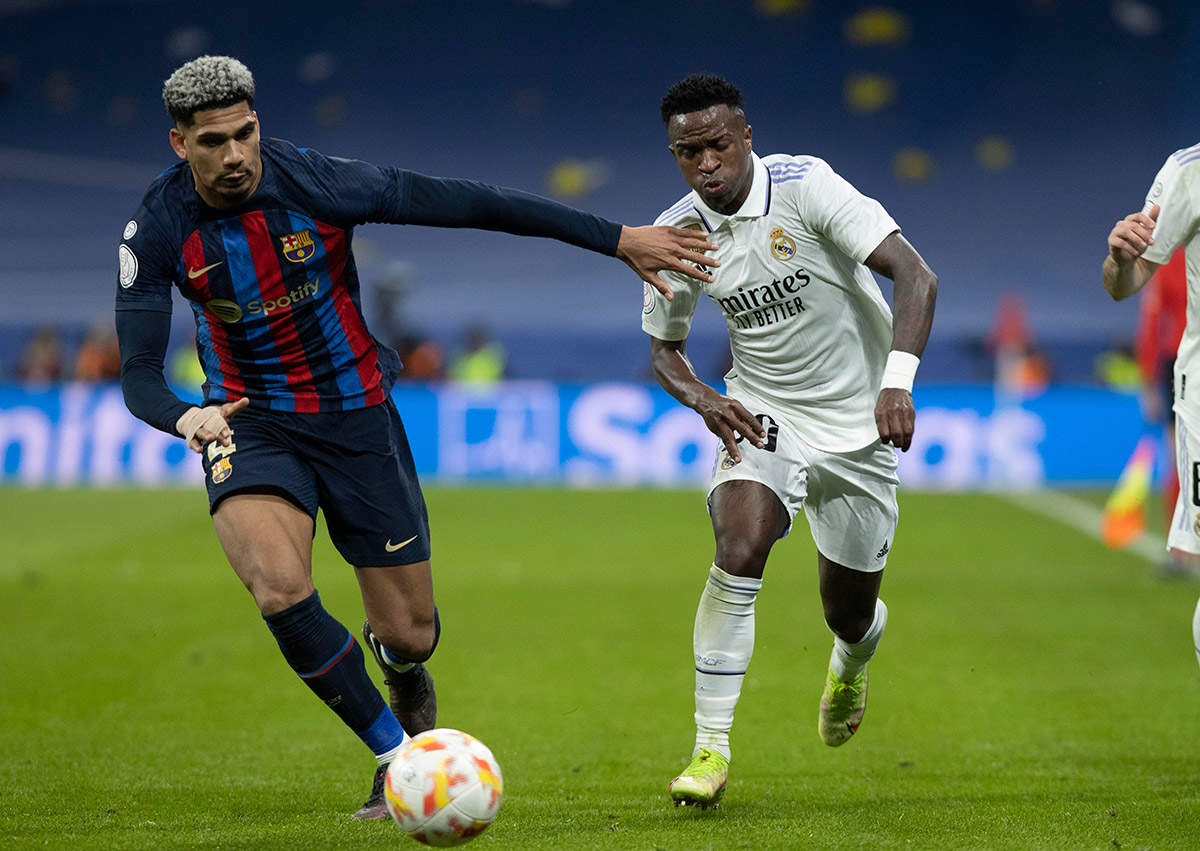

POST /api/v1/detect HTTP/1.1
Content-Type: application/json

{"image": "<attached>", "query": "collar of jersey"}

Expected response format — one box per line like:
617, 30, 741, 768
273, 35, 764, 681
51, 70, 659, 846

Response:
690, 152, 770, 231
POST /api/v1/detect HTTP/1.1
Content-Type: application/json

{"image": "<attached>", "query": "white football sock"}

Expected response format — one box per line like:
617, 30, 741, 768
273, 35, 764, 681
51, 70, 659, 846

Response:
829, 598, 888, 680
1193, 596, 1200, 669
692, 564, 762, 760
377, 733, 409, 766
380, 645, 415, 674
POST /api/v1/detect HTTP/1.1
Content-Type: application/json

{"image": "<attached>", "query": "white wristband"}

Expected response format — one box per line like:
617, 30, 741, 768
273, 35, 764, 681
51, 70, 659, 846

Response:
880, 351, 920, 393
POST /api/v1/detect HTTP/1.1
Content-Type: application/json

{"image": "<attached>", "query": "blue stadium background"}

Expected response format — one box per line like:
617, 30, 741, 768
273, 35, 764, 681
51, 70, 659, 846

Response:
0, 0, 1189, 490
1, 0, 1194, 382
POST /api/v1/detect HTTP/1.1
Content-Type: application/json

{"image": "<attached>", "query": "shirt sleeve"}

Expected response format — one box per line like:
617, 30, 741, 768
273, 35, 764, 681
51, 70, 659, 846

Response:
1142, 156, 1196, 265
294, 146, 623, 255
116, 306, 192, 436
795, 158, 899, 264
114, 210, 190, 434
641, 270, 701, 341
287, 148, 410, 226
401, 172, 622, 256
115, 209, 178, 309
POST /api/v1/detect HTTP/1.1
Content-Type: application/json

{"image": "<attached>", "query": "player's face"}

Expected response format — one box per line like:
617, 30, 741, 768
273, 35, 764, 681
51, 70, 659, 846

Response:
169, 102, 263, 208
667, 105, 753, 216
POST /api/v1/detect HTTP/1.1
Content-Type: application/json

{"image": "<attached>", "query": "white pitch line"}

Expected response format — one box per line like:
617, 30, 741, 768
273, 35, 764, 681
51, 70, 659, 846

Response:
1000, 490, 1167, 564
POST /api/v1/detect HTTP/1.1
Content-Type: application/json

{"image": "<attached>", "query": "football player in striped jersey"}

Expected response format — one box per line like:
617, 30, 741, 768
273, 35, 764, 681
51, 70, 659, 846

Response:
117, 55, 720, 819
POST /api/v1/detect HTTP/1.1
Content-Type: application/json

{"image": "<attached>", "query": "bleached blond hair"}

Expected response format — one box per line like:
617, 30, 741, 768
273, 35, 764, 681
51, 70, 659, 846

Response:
162, 55, 255, 126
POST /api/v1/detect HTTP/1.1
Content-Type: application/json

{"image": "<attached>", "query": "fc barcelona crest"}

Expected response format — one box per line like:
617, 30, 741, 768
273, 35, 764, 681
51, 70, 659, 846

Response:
280, 230, 316, 263
212, 457, 233, 484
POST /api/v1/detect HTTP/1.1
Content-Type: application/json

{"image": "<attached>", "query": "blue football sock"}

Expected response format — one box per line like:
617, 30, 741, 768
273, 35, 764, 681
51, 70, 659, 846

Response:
263, 590, 406, 757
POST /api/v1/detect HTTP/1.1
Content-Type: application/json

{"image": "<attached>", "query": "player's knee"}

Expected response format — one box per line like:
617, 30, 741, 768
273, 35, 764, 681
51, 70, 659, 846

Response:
714, 536, 773, 578
371, 607, 440, 663
823, 605, 873, 643
248, 577, 315, 616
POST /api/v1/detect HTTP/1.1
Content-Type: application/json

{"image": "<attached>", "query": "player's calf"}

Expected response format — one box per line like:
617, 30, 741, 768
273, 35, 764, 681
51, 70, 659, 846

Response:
260, 590, 410, 817
818, 598, 886, 746
363, 614, 439, 735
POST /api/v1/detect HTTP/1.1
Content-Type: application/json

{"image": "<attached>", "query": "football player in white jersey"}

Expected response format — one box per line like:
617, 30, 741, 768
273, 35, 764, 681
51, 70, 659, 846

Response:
1103, 143, 1200, 674
643, 74, 938, 809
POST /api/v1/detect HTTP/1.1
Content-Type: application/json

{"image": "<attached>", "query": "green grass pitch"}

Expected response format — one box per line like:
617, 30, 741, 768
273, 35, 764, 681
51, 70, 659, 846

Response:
2, 487, 1199, 850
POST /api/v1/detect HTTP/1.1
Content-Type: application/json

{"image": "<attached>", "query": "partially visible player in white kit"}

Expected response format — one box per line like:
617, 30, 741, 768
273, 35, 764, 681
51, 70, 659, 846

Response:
644, 74, 938, 809
1104, 142, 1200, 672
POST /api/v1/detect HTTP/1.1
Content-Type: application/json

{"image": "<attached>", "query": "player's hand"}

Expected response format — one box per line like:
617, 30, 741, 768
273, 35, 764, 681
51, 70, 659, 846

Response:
616, 225, 721, 299
1108, 204, 1159, 263
694, 389, 766, 464
875, 387, 916, 452
176, 397, 250, 453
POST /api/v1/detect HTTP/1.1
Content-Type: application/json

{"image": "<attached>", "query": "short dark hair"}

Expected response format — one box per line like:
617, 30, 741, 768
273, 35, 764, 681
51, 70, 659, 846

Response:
660, 73, 745, 124
162, 55, 255, 127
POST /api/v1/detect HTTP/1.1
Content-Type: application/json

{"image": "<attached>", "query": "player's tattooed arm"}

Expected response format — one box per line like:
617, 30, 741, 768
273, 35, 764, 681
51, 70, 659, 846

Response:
617, 226, 720, 298
650, 336, 765, 463
1103, 204, 1161, 301
865, 233, 938, 452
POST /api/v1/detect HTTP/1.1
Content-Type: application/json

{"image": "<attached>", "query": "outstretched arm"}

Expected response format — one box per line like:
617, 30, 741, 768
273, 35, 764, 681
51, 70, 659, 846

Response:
401, 172, 718, 296
650, 336, 765, 463
1103, 204, 1161, 301
864, 232, 938, 452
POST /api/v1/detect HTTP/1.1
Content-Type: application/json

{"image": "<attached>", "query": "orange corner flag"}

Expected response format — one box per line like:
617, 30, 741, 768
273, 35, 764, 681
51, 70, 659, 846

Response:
1101, 435, 1157, 549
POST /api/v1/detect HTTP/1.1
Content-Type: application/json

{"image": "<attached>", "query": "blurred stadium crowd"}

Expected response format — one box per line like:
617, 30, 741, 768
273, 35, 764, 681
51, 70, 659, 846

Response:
0, 0, 1191, 387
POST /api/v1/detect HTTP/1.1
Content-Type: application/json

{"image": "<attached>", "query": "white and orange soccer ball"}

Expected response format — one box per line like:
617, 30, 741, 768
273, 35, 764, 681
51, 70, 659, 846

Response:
384, 728, 503, 847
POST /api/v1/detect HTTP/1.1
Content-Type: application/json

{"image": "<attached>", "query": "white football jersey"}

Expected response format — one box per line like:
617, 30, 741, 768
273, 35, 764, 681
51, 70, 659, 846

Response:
642, 152, 899, 451
1141, 144, 1200, 434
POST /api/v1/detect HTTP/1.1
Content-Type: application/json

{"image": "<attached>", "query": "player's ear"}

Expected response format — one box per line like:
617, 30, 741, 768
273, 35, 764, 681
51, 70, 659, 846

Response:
744, 123, 753, 150
169, 127, 188, 160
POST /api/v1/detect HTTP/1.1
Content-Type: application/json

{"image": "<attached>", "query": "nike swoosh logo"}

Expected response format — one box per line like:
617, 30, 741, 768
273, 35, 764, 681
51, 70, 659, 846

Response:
385, 535, 419, 552
187, 261, 224, 279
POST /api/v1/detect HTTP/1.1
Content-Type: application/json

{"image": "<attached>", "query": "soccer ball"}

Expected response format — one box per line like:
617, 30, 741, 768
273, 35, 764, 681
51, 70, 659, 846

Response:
384, 728, 503, 846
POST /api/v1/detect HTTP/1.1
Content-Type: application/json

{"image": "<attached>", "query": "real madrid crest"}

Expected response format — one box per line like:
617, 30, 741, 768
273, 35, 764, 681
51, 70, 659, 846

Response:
280, 230, 316, 263
770, 227, 796, 262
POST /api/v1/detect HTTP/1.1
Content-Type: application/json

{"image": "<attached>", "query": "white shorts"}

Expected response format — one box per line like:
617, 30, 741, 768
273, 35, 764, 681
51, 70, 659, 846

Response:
1169, 417, 1200, 554
706, 396, 899, 572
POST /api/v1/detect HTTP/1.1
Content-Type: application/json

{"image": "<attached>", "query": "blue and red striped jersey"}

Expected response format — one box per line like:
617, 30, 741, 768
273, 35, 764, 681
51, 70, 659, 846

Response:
117, 138, 411, 413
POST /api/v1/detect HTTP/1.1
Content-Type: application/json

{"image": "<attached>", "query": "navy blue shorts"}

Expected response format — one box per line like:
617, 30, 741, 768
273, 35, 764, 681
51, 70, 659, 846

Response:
200, 398, 431, 567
